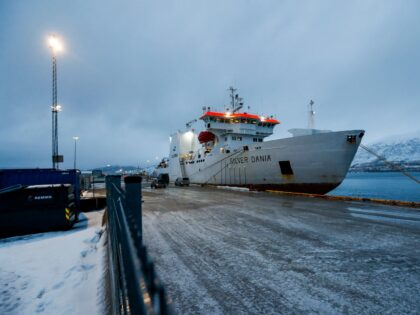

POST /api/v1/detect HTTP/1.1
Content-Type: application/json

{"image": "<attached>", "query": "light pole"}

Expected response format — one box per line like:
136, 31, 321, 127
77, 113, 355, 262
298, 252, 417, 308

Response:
72, 136, 79, 169
48, 34, 64, 169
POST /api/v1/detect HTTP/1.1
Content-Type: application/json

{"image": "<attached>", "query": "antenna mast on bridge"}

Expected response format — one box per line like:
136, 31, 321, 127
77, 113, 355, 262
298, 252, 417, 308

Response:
308, 100, 315, 129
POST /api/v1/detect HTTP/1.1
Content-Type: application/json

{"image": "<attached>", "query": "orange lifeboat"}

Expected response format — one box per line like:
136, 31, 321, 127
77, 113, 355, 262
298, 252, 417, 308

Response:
198, 131, 215, 144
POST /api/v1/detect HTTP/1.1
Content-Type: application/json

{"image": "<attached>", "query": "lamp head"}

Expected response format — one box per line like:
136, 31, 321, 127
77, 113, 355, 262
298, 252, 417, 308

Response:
51, 104, 63, 112
48, 35, 63, 54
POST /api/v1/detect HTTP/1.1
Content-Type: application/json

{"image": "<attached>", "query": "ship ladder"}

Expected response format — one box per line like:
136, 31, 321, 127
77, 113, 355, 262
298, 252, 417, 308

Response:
360, 144, 420, 184
203, 149, 245, 185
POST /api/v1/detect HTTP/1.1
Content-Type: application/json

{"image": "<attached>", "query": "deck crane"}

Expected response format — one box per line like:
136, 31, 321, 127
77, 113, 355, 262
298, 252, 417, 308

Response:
186, 119, 197, 128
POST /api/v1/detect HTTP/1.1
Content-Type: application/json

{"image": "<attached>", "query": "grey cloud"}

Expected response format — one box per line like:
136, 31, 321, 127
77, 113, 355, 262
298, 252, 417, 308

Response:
1, 0, 419, 168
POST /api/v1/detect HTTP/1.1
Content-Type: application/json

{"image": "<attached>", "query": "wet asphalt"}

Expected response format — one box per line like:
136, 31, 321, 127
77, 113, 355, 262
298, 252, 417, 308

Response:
141, 185, 420, 314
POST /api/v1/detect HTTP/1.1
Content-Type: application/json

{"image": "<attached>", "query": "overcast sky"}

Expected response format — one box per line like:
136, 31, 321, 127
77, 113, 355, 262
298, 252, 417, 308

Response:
1, 0, 419, 169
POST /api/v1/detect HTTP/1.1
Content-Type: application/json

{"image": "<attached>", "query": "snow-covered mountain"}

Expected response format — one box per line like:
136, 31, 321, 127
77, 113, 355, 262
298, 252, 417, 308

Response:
351, 131, 420, 171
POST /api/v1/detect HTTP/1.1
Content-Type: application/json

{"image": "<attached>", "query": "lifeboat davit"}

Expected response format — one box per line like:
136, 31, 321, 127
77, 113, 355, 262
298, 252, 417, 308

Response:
198, 131, 215, 143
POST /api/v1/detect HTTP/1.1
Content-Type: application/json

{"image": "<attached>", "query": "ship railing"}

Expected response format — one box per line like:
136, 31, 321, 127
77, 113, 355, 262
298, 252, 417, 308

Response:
105, 175, 172, 315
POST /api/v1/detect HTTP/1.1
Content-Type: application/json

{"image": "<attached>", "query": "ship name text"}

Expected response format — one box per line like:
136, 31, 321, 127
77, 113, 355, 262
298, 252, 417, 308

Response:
229, 155, 271, 165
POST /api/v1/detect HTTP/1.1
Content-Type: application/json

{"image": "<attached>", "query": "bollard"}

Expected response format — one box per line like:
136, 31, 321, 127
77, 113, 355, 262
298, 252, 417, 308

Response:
124, 175, 143, 245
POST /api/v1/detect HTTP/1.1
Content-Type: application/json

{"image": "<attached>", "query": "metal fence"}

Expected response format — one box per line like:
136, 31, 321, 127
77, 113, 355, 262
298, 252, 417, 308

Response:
106, 175, 171, 315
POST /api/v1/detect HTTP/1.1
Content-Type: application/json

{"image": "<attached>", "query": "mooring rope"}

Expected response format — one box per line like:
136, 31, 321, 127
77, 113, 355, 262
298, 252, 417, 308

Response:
360, 144, 420, 184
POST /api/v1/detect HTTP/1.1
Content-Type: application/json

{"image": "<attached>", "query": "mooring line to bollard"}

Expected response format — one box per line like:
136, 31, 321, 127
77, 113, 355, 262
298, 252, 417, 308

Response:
360, 144, 420, 185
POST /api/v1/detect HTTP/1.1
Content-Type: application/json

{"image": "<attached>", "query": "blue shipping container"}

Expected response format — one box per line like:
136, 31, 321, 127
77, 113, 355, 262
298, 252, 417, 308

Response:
0, 169, 81, 206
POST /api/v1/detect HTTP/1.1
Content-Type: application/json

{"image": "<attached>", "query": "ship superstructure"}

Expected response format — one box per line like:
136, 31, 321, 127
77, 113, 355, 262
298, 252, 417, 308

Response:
155, 88, 364, 194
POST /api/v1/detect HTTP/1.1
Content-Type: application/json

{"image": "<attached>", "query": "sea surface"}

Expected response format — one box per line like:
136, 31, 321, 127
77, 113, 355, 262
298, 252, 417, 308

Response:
329, 172, 420, 202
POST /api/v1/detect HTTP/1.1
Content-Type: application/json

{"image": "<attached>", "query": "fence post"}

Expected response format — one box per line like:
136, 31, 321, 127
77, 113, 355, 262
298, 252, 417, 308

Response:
124, 175, 143, 244
106, 175, 121, 206
104, 175, 122, 315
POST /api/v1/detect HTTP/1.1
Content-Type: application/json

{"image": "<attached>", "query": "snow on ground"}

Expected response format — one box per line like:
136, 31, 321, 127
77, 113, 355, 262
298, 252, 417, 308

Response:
216, 186, 250, 192
0, 211, 105, 315
142, 187, 420, 314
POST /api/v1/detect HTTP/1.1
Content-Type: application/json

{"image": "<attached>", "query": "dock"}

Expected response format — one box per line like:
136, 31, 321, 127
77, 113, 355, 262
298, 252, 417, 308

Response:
142, 185, 420, 314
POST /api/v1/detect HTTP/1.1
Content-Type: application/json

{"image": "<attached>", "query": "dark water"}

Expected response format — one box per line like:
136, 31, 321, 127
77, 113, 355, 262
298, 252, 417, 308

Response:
329, 172, 420, 202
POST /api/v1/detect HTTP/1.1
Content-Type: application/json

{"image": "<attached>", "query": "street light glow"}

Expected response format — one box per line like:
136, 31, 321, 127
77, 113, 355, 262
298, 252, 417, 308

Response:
48, 35, 63, 54
51, 104, 62, 112
72, 136, 79, 141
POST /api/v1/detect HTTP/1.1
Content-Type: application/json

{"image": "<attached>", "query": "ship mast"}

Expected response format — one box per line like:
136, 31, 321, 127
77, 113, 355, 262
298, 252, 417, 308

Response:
308, 100, 315, 129
228, 86, 244, 113
229, 86, 236, 110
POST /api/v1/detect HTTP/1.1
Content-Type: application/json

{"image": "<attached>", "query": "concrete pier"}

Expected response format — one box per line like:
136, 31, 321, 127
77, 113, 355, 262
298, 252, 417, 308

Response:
142, 185, 420, 314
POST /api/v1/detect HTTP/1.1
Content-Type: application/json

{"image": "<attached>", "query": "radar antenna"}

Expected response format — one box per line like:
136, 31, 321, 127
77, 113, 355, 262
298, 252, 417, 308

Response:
308, 100, 315, 129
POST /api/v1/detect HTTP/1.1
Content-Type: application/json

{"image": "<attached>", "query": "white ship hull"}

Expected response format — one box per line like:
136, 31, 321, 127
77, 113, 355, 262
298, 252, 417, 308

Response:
162, 130, 363, 194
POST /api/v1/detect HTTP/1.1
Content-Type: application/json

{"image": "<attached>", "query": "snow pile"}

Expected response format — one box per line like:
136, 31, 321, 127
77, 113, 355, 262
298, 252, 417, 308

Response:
216, 186, 250, 192
0, 211, 105, 315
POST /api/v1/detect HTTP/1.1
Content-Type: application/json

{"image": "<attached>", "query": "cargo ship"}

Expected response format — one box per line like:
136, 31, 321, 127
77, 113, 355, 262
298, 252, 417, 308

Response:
155, 87, 364, 194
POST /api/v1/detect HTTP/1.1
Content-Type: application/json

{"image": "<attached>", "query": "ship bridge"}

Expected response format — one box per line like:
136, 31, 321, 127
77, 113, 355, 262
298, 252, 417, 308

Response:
170, 88, 282, 162
200, 111, 280, 138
